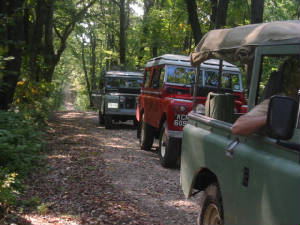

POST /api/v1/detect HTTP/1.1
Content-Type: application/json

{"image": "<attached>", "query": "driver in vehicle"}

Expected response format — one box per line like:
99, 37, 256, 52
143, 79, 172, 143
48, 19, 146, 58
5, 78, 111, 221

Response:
232, 56, 299, 135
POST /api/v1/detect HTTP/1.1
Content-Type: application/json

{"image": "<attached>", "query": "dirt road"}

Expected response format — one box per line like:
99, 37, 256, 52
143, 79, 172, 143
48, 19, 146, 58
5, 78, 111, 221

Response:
20, 111, 201, 225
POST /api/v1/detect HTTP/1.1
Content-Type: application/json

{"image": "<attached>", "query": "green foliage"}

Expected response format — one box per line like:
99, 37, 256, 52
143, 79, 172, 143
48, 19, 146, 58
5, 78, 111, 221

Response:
264, 0, 300, 21
0, 111, 44, 217
0, 111, 44, 176
13, 79, 54, 124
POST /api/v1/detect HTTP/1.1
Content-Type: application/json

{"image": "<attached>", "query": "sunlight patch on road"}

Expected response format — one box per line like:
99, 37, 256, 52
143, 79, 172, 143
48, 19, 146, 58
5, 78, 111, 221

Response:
163, 199, 199, 212
24, 214, 80, 225
48, 154, 72, 159
60, 112, 83, 119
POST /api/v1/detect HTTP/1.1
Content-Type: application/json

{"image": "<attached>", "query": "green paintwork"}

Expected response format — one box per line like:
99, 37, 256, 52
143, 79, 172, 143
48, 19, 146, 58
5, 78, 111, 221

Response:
180, 44, 300, 225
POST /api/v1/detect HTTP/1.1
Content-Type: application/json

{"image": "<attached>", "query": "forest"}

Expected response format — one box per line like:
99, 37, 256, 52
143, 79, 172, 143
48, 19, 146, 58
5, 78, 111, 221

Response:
0, 0, 299, 222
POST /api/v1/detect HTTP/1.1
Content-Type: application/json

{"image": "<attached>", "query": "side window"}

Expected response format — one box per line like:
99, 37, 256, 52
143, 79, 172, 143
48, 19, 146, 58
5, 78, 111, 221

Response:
151, 68, 161, 89
222, 73, 241, 90
258, 55, 299, 104
205, 70, 218, 86
144, 69, 151, 88
221, 73, 231, 89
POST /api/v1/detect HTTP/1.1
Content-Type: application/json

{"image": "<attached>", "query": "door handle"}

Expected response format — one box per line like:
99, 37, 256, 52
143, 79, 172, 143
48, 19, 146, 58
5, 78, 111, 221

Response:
225, 138, 239, 158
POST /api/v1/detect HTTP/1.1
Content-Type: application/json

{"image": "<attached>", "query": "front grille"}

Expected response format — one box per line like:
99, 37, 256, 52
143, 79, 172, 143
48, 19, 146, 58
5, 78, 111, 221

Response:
119, 96, 136, 109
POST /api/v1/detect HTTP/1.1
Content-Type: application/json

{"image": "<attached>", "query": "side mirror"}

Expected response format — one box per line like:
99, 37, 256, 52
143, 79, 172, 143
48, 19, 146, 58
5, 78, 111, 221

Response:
266, 95, 298, 140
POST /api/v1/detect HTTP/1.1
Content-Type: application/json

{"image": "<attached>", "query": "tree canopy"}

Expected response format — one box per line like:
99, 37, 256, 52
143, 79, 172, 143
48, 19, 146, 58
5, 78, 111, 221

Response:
0, 0, 299, 111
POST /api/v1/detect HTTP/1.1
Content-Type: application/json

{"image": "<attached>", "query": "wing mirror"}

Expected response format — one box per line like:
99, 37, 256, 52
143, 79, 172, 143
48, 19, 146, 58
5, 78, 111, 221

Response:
266, 95, 298, 140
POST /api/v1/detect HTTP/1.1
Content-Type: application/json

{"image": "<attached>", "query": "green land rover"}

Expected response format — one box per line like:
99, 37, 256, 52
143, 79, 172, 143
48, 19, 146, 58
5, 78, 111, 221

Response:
180, 21, 300, 225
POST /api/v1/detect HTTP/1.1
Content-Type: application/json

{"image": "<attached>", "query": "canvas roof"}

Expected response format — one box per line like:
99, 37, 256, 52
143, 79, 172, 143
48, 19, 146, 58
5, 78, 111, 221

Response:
190, 20, 300, 66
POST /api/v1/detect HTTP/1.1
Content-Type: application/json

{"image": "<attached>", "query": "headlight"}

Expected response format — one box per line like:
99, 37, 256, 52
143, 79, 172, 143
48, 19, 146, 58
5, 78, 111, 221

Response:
107, 102, 118, 108
173, 105, 186, 113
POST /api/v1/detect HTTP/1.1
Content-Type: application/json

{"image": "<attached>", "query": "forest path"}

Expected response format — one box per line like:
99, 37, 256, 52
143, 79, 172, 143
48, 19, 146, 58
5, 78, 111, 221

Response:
63, 83, 75, 111
19, 111, 201, 225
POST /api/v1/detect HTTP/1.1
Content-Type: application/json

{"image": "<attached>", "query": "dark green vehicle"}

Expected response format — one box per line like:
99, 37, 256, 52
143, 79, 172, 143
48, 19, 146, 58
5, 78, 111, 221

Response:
180, 21, 300, 225
92, 71, 143, 129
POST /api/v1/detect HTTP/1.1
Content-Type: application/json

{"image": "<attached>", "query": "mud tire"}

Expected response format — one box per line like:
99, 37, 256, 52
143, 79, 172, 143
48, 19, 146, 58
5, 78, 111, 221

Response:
197, 183, 224, 225
158, 121, 180, 168
104, 115, 113, 129
98, 111, 105, 125
139, 114, 154, 150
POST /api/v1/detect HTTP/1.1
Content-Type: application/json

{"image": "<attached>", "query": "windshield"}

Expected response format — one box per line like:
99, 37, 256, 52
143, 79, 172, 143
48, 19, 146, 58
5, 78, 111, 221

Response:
106, 77, 143, 89
166, 65, 195, 85
204, 70, 241, 91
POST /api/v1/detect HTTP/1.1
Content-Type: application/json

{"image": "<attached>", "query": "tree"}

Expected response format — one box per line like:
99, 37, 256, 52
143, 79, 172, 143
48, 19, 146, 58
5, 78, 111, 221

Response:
209, 0, 231, 29
25, 0, 97, 83
0, 0, 25, 110
215, 0, 230, 28
251, 0, 264, 23
184, 0, 202, 45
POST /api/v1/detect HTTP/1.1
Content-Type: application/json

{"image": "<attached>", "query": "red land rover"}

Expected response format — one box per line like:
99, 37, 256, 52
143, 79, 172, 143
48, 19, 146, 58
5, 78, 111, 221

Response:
136, 54, 246, 168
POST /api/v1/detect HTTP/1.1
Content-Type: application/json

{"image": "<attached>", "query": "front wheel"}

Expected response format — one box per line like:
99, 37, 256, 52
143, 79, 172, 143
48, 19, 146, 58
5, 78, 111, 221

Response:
139, 114, 154, 150
158, 121, 181, 168
98, 111, 104, 125
197, 183, 223, 225
104, 115, 113, 129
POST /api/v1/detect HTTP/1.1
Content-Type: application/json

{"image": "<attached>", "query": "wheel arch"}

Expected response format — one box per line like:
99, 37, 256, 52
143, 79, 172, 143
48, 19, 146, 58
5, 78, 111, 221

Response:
193, 168, 219, 192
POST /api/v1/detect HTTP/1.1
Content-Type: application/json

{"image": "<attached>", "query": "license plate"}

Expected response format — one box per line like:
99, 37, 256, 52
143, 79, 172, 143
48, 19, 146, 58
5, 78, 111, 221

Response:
174, 114, 188, 126
108, 103, 118, 108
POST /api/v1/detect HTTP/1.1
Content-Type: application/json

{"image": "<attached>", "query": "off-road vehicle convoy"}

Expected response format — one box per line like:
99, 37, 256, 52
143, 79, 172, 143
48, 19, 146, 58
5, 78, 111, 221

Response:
180, 21, 300, 225
136, 54, 246, 167
92, 71, 143, 129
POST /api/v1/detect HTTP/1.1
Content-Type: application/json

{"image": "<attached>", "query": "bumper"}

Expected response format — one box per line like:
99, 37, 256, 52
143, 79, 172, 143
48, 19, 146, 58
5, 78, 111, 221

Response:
105, 109, 136, 117
167, 129, 183, 138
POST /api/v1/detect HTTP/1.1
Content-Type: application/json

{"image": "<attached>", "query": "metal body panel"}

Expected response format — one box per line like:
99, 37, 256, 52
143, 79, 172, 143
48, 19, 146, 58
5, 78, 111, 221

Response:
181, 37, 300, 225
181, 113, 300, 225
138, 54, 244, 133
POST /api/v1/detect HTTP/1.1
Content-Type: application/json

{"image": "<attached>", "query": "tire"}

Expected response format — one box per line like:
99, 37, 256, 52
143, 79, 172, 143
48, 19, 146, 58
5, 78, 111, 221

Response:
158, 121, 180, 168
98, 111, 104, 125
133, 118, 139, 127
139, 114, 154, 150
197, 183, 224, 225
104, 115, 113, 129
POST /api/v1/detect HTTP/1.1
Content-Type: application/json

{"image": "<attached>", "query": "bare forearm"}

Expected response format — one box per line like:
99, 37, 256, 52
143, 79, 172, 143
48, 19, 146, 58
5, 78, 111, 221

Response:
232, 115, 267, 135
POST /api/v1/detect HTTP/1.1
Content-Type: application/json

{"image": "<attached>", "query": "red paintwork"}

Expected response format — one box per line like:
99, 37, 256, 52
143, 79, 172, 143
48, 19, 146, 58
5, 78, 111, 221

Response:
137, 67, 247, 133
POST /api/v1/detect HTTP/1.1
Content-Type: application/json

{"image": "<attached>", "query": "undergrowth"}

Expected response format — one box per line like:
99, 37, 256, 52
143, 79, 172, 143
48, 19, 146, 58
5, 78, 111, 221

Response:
0, 110, 44, 222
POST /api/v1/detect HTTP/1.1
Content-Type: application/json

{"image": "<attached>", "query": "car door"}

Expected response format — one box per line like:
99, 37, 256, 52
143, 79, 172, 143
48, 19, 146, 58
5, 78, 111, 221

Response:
231, 49, 300, 225
145, 66, 164, 128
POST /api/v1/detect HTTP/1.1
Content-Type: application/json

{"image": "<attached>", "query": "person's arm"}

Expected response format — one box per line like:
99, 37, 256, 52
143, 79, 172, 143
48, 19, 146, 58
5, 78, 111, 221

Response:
232, 99, 269, 136
232, 114, 267, 135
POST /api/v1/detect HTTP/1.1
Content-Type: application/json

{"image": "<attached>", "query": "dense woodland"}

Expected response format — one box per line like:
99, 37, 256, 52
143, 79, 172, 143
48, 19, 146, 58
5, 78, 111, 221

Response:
0, 0, 299, 220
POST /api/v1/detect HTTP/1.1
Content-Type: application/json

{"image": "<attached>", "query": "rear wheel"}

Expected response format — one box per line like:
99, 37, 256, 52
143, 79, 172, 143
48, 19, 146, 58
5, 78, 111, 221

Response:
158, 121, 180, 168
139, 114, 154, 150
198, 183, 223, 225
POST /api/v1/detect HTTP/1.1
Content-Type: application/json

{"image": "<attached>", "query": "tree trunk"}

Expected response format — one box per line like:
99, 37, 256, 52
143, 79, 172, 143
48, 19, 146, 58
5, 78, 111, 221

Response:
184, 0, 202, 46
119, 0, 126, 70
215, 0, 230, 28
210, 0, 218, 29
0, 0, 25, 110
251, 0, 264, 24
137, 0, 154, 68
27, 0, 96, 83
81, 42, 93, 108
90, 30, 97, 91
